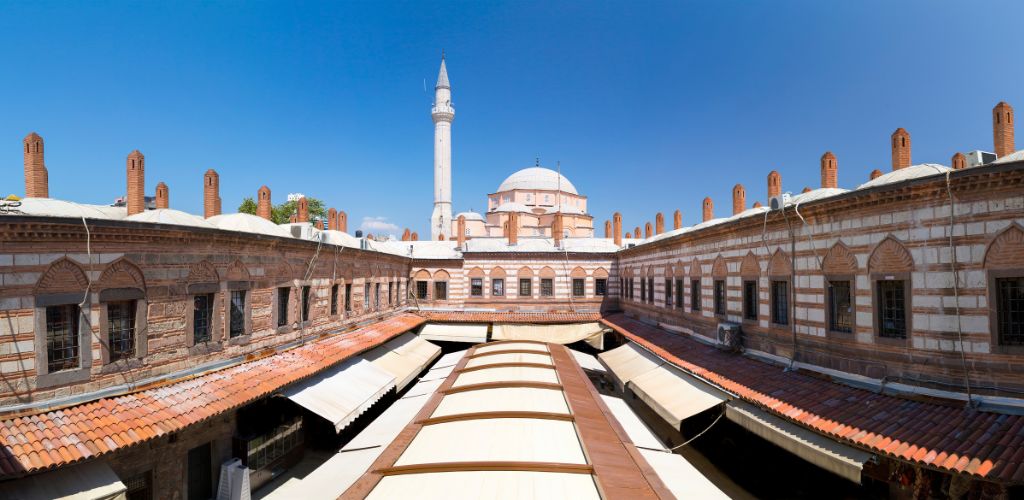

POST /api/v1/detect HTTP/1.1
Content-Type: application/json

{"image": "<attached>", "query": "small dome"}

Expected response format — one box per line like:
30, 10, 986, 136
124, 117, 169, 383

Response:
455, 211, 485, 222
5, 198, 125, 220
207, 213, 291, 237
126, 208, 213, 228
497, 167, 578, 195
857, 164, 950, 190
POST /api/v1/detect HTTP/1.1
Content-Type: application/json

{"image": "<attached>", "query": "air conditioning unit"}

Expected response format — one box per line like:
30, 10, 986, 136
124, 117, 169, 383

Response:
964, 150, 997, 168
717, 322, 742, 353
769, 193, 791, 211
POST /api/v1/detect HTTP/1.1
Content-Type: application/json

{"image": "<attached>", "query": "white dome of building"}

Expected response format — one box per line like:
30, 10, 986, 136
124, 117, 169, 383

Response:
5, 198, 126, 220
455, 211, 485, 221
126, 208, 214, 228
207, 213, 292, 238
497, 167, 578, 195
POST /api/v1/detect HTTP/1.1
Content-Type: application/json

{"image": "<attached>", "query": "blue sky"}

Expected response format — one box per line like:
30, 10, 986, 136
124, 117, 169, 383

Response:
1, 1, 1021, 237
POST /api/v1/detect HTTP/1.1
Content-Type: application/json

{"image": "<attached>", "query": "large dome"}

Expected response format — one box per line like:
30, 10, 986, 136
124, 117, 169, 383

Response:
496, 167, 578, 195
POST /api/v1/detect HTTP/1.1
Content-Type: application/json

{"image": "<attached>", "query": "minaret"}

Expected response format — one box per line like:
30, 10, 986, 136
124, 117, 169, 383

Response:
430, 54, 455, 241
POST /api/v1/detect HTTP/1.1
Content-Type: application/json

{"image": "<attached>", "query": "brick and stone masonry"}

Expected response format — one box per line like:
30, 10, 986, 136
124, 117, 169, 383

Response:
328, 208, 338, 230
126, 150, 145, 216
870, 169, 883, 180
338, 210, 348, 233
673, 210, 682, 230
994, 101, 1014, 158
604, 220, 611, 238
155, 182, 169, 209
297, 196, 309, 223
257, 185, 272, 220
23, 132, 47, 198
204, 169, 220, 218
732, 184, 745, 215
655, 213, 664, 235
767, 170, 781, 199
821, 151, 837, 189
702, 197, 713, 222
952, 152, 966, 170
613, 212, 622, 246
892, 127, 911, 170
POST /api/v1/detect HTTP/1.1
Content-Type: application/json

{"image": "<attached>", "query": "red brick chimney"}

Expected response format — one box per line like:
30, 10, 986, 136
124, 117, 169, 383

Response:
410, 231, 418, 241
327, 208, 338, 230
604, 220, 611, 238
732, 184, 745, 215
126, 150, 145, 216
952, 152, 966, 170
644, 222, 652, 239
655, 213, 664, 234
891, 128, 911, 170
203, 169, 220, 218
552, 213, 564, 247
633, 227, 641, 239
457, 215, 467, 248
753, 201, 763, 208
257, 186, 272, 220
613, 212, 622, 246
338, 211, 348, 233
702, 197, 713, 222
297, 196, 309, 223
508, 213, 519, 245
23, 132, 48, 198
673, 210, 682, 230
438, 233, 446, 241
315, 219, 324, 230
767, 170, 781, 200
870, 169, 883, 180
802, 187, 812, 193
994, 101, 1015, 158
155, 182, 169, 209
401, 228, 410, 241
821, 151, 837, 189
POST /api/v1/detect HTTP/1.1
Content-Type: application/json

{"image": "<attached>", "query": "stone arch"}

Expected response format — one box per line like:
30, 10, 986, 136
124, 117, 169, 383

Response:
868, 236, 914, 274
35, 258, 89, 295
518, 266, 534, 278
467, 267, 485, 278
98, 257, 146, 291
689, 258, 702, 278
983, 224, 1024, 269
740, 252, 760, 278
822, 242, 859, 275
490, 267, 507, 278
226, 259, 251, 282
413, 269, 431, 280
539, 266, 556, 279
768, 249, 792, 277
276, 259, 294, 280
188, 260, 219, 284
593, 267, 609, 278
433, 269, 450, 281
570, 266, 587, 278
711, 255, 728, 278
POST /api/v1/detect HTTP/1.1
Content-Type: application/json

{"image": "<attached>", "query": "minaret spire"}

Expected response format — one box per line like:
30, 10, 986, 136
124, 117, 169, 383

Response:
430, 55, 455, 240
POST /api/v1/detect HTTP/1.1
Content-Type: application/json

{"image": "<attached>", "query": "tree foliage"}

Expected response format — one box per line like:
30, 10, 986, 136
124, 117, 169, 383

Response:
237, 196, 327, 225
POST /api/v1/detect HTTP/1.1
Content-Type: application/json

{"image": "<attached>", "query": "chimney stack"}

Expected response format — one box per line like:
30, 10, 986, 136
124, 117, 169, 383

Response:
552, 213, 563, 247
821, 151, 837, 189
732, 184, 745, 215
870, 169, 883, 180
633, 227, 641, 239
203, 169, 220, 218
644, 222, 652, 239
155, 182, 169, 209
802, 187, 812, 193
753, 201, 763, 208
655, 213, 664, 234
509, 213, 519, 245
23, 132, 48, 198
410, 231, 418, 241
126, 150, 145, 216
673, 210, 682, 230
457, 215, 467, 248
891, 128, 911, 170
297, 196, 309, 223
604, 220, 612, 238
401, 228, 410, 241
338, 211, 348, 233
994, 101, 1015, 158
327, 208, 338, 230
438, 234, 446, 241
952, 152, 966, 170
702, 197, 713, 222
767, 170, 782, 201
257, 186, 272, 220
315, 219, 324, 230
613, 212, 622, 246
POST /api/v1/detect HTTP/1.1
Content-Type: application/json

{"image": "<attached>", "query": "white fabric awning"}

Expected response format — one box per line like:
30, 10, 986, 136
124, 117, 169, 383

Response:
282, 357, 396, 432
491, 323, 605, 348
597, 342, 665, 391
638, 449, 730, 499
725, 401, 873, 484
362, 333, 442, 390
395, 418, 587, 466
366, 471, 600, 500
628, 363, 728, 429
474, 341, 548, 354
452, 365, 559, 387
0, 460, 127, 500
432, 386, 570, 417
419, 323, 489, 343
569, 349, 607, 374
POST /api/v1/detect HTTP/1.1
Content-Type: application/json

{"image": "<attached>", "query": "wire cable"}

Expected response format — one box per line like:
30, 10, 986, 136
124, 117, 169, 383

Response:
944, 170, 974, 407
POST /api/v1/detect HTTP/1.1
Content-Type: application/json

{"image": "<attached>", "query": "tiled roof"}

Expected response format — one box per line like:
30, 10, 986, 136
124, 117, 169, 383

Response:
0, 313, 425, 479
417, 310, 602, 324
600, 314, 1024, 485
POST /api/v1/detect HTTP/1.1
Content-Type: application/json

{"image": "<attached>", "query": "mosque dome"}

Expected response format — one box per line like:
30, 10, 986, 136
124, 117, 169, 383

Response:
497, 167, 578, 195
455, 211, 485, 222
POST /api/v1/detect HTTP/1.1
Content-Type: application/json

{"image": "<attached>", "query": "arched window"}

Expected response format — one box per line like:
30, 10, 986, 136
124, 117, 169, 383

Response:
984, 225, 1024, 350
822, 242, 859, 335
868, 237, 914, 341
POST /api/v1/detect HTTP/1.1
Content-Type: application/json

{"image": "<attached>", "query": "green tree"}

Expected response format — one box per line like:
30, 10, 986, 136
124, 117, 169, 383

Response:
236, 196, 327, 225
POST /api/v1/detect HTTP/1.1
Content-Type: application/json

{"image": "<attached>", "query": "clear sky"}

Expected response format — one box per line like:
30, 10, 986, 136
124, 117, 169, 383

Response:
1, 1, 1021, 237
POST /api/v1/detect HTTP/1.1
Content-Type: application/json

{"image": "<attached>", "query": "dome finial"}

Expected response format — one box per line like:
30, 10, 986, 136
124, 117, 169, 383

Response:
535, 156, 540, 167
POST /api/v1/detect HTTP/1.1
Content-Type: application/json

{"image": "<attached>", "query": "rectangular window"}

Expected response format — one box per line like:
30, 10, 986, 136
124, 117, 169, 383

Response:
471, 278, 483, 297
330, 284, 338, 316
375, 283, 380, 309
434, 281, 448, 300
520, 278, 532, 297
629, 278, 635, 299
665, 279, 672, 307
997, 277, 1024, 346
640, 279, 646, 302
301, 285, 311, 322
46, 304, 79, 372
595, 278, 607, 296
742, 280, 757, 320
364, 284, 370, 309
277, 287, 290, 327
541, 278, 554, 297
713, 280, 726, 315
648, 278, 655, 304
675, 279, 683, 309
877, 280, 906, 339
572, 278, 585, 297
107, 300, 136, 361
492, 278, 505, 297
771, 280, 789, 325
345, 284, 352, 311
124, 470, 153, 500
828, 281, 853, 333
229, 291, 246, 338
388, 282, 393, 305
690, 279, 701, 311
194, 293, 214, 343
416, 281, 428, 300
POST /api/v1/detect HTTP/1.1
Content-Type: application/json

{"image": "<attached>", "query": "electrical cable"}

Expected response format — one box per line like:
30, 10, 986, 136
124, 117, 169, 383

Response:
944, 170, 974, 407
665, 411, 725, 451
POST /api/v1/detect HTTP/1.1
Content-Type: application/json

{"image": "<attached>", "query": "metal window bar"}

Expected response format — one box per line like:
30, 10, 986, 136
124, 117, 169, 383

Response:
541, 278, 553, 297
714, 280, 725, 315
743, 281, 757, 320
771, 280, 789, 325
997, 277, 1024, 345
193, 294, 214, 343
520, 278, 532, 297
596, 278, 607, 296
877, 280, 906, 338
46, 304, 79, 372
572, 278, 584, 297
829, 281, 853, 333
108, 300, 136, 361
691, 279, 701, 311
277, 288, 290, 327
230, 291, 246, 337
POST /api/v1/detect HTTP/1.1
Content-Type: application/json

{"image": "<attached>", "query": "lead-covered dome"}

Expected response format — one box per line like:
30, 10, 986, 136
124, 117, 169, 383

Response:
497, 167, 578, 195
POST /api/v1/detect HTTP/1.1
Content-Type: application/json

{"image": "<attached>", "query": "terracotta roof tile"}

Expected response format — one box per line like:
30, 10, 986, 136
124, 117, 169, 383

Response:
601, 313, 1024, 485
0, 313, 424, 479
